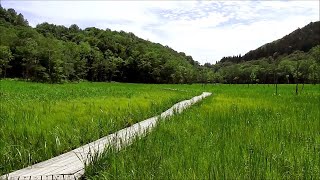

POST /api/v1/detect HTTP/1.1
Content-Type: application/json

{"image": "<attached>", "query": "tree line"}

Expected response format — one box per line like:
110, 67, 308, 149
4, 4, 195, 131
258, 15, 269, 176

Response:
0, 6, 217, 84
212, 21, 320, 85
212, 46, 320, 84
219, 21, 320, 64
0, 6, 319, 84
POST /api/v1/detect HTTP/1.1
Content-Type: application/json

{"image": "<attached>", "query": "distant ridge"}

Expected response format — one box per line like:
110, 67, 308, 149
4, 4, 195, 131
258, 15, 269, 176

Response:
220, 21, 320, 63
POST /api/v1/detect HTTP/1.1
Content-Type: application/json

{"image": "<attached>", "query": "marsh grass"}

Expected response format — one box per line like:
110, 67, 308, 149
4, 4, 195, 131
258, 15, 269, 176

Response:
0, 80, 199, 175
84, 84, 320, 179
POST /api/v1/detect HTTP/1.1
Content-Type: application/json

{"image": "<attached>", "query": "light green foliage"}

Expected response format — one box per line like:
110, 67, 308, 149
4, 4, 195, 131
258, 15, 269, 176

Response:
216, 46, 320, 84
309, 45, 320, 64
0, 80, 199, 175
85, 84, 320, 179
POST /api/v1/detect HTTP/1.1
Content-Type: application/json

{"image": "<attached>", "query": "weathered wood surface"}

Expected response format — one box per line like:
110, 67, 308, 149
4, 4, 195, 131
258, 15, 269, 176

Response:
1, 92, 212, 180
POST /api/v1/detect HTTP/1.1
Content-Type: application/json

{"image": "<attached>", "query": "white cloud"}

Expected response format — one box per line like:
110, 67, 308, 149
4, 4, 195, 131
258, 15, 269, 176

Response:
2, 0, 319, 64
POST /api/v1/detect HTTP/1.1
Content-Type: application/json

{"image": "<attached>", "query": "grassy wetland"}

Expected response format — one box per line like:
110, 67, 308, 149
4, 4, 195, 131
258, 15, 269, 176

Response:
84, 84, 320, 179
1, 4, 319, 179
0, 79, 199, 175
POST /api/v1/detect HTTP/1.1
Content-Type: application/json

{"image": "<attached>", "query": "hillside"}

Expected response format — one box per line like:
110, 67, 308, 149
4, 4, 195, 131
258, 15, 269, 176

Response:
220, 21, 320, 63
213, 45, 320, 84
213, 21, 320, 84
1, 6, 319, 85
0, 6, 215, 84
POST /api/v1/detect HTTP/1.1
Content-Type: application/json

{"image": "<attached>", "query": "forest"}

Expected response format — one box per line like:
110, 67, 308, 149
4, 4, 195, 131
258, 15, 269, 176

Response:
214, 45, 320, 84
0, 6, 319, 84
216, 21, 320, 84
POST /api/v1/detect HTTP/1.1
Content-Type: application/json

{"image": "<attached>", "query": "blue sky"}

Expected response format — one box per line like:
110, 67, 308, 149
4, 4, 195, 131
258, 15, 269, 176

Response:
2, 1, 319, 64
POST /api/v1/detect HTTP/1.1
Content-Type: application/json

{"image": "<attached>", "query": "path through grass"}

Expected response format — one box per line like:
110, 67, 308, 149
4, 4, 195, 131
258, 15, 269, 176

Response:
85, 84, 320, 179
0, 80, 199, 175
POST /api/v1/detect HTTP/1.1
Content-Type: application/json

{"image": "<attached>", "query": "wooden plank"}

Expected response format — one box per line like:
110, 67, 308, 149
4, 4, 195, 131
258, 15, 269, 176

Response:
0, 92, 211, 180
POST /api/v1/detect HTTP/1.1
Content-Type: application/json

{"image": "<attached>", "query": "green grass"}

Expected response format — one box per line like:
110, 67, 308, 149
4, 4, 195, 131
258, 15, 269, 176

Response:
0, 79, 200, 175
84, 84, 320, 179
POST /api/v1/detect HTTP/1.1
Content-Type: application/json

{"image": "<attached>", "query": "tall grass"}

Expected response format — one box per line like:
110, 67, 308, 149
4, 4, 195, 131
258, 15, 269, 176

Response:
0, 80, 199, 175
84, 84, 320, 179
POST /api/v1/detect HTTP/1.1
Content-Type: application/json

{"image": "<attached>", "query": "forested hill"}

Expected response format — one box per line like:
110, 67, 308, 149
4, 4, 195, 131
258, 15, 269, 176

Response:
220, 21, 320, 63
0, 6, 216, 84
211, 21, 320, 84
1, 6, 319, 85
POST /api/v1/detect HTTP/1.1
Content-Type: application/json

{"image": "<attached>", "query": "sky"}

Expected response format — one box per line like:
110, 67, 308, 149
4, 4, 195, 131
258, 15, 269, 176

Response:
1, 1, 319, 64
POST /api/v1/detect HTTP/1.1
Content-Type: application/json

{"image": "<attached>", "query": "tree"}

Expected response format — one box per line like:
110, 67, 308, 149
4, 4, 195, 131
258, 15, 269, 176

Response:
278, 59, 294, 84
16, 38, 39, 80
107, 55, 123, 81
309, 45, 320, 64
69, 24, 80, 33
308, 45, 320, 84
270, 56, 280, 95
90, 47, 104, 81
292, 61, 302, 95
290, 51, 307, 94
250, 71, 257, 84
15, 13, 28, 26
308, 61, 320, 84
0, 45, 13, 78
6, 8, 17, 24
48, 45, 65, 83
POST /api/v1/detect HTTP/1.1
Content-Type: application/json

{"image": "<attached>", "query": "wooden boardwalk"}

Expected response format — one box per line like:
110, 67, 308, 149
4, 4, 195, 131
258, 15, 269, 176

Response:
1, 92, 212, 180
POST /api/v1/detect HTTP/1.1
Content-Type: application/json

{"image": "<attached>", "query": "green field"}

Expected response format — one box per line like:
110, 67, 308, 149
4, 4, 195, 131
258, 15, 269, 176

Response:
84, 84, 320, 179
1, 81, 319, 179
0, 80, 200, 175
